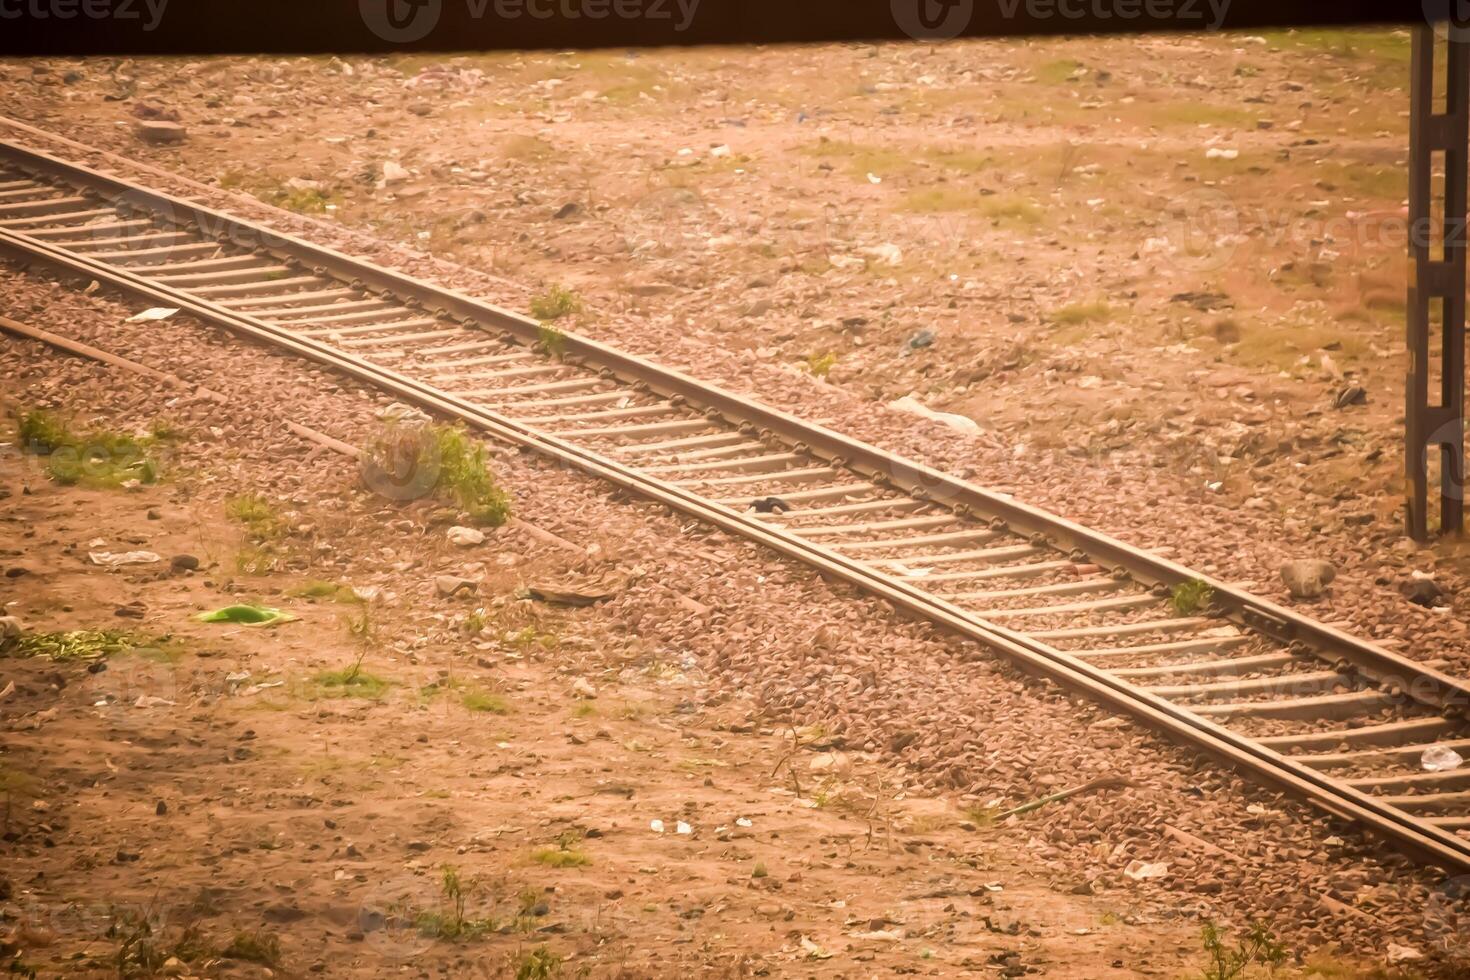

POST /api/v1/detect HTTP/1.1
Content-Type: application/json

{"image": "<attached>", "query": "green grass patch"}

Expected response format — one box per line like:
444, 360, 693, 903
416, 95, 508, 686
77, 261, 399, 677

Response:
225, 492, 287, 541
15, 409, 163, 488
313, 666, 391, 699
512, 946, 566, 980
903, 188, 1042, 227
1034, 58, 1084, 84
220, 930, 281, 967
1170, 580, 1214, 616
1050, 301, 1113, 326
287, 580, 364, 604
362, 422, 511, 527
529, 285, 581, 322
462, 689, 510, 714
805, 351, 837, 378
530, 846, 590, 868
6, 629, 175, 662
537, 323, 568, 358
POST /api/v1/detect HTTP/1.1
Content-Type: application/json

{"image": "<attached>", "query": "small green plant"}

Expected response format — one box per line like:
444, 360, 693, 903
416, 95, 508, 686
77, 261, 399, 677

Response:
1051, 301, 1113, 326
462, 610, 487, 634
805, 351, 838, 378
514, 946, 565, 980
313, 665, 390, 699
572, 702, 596, 719
8, 629, 170, 662
537, 323, 568, 359
221, 930, 281, 967
288, 580, 363, 604
1171, 579, 1215, 615
415, 864, 495, 940
530, 846, 590, 868
362, 423, 511, 527
225, 493, 286, 541
268, 184, 337, 214
1199, 921, 1287, 980
462, 688, 510, 714
107, 909, 165, 979
751, 862, 768, 879
16, 409, 163, 488
529, 285, 580, 322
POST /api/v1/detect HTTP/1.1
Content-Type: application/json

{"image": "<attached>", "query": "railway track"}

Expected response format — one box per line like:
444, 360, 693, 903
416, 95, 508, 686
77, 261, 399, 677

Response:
4, 132, 1470, 874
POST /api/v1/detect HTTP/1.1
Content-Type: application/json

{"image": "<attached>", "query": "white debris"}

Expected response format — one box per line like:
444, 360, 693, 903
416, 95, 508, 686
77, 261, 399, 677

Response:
709, 144, 731, 157
126, 308, 178, 323
675, 821, 692, 835
447, 526, 486, 547
1123, 860, 1170, 881
571, 677, 598, 699
859, 243, 903, 266
1205, 147, 1239, 160
649, 819, 665, 834
887, 395, 982, 436
1387, 944, 1424, 963
88, 550, 162, 567
1422, 745, 1464, 772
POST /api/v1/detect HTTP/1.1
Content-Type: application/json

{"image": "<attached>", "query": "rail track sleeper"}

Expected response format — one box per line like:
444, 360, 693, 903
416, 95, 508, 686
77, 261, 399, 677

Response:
1110, 651, 1299, 680
0, 194, 89, 215
1192, 689, 1396, 720
561, 418, 720, 439
789, 514, 956, 536
263, 300, 398, 320
1072, 635, 1251, 660
951, 575, 1129, 602
892, 546, 1051, 581
462, 377, 604, 399
642, 451, 806, 475
26, 219, 152, 239
769, 498, 931, 521
297, 318, 442, 338
1344, 769, 1470, 793
0, 185, 47, 201
422, 351, 535, 371
1144, 669, 1347, 701
502, 389, 632, 410
674, 464, 838, 489
923, 559, 1075, 584
0, 179, 39, 192
1028, 616, 1213, 641
62, 231, 195, 250
871, 542, 1047, 570
972, 592, 1160, 619
516, 403, 681, 425
0, 206, 115, 228
1291, 739, 1470, 770
144, 254, 279, 275
1255, 717, 1462, 751
835, 528, 1001, 552
80, 241, 223, 263
181, 274, 324, 297
153, 265, 295, 286
718, 482, 883, 507
1378, 791, 1470, 815
228, 287, 359, 309
426, 362, 565, 381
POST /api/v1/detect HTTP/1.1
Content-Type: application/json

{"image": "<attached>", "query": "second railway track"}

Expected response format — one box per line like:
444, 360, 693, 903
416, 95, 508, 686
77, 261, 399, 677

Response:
4, 133, 1470, 874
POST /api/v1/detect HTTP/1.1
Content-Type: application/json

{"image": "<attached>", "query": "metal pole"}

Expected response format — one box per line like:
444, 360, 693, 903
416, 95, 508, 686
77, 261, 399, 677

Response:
1407, 22, 1469, 540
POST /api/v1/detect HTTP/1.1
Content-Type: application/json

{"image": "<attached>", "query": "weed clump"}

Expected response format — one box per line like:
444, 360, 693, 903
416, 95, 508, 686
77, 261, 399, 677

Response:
313, 666, 390, 699
462, 689, 510, 714
221, 930, 281, 966
805, 351, 838, 378
1050, 301, 1113, 326
513, 946, 565, 980
1171, 579, 1214, 615
529, 285, 580, 322
530, 846, 590, 868
415, 865, 495, 940
362, 423, 511, 527
15, 409, 163, 488
1199, 920, 1286, 980
7, 629, 170, 662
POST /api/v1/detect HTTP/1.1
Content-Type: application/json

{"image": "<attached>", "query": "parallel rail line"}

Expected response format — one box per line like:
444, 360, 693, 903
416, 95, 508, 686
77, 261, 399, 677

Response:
4, 135, 1470, 872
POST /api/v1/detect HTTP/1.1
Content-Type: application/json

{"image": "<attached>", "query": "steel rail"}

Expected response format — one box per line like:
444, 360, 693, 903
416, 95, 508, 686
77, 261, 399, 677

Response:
4, 136, 1470, 871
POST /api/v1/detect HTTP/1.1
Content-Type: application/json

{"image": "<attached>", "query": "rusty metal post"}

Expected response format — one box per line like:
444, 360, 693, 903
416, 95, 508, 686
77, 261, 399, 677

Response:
1407, 22, 1469, 540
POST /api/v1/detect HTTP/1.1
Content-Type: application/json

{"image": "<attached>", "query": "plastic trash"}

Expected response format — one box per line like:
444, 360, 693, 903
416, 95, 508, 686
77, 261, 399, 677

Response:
1123, 860, 1170, 881
126, 308, 178, 323
88, 550, 161, 566
1422, 745, 1464, 772
195, 604, 297, 626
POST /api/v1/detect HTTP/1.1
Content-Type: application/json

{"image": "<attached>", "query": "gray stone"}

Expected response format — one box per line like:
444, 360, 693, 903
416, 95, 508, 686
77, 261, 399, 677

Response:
1280, 559, 1336, 599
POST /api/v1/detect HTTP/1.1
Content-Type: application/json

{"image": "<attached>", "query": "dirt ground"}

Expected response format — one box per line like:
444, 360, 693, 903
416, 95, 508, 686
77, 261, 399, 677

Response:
3, 25, 1470, 980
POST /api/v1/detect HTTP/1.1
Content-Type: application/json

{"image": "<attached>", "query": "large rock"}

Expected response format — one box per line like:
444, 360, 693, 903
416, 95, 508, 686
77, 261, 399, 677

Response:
1280, 559, 1336, 599
134, 120, 187, 145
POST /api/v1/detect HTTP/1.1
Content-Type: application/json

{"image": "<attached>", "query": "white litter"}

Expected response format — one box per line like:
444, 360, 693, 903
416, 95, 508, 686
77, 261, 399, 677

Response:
1205, 148, 1239, 160
1123, 860, 1170, 881
735, 817, 753, 828
887, 395, 982, 436
1422, 745, 1464, 772
126, 308, 179, 323
88, 550, 162, 567
675, 821, 692, 835
447, 526, 486, 547
649, 819, 665, 834
1387, 944, 1424, 963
